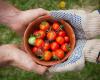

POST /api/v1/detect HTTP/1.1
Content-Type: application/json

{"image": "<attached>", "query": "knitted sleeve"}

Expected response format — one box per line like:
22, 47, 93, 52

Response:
48, 40, 86, 72
50, 10, 86, 39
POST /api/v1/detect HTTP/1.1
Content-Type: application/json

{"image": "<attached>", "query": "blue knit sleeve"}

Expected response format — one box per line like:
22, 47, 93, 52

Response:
48, 40, 86, 72
98, 10, 100, 14
50, 10, 86, 39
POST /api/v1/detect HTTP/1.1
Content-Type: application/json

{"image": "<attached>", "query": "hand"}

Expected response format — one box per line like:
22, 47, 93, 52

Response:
9, 8, 49, 36
48, 10, 100, 73
0, 44, 48, 75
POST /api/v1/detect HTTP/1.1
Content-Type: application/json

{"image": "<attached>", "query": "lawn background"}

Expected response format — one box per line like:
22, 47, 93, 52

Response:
0, 0, 100, 80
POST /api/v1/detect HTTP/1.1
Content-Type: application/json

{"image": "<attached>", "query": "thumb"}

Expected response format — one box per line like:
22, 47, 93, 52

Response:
20, 8, 49, 24
0, 44, 48, 75
11, 45, 48, 75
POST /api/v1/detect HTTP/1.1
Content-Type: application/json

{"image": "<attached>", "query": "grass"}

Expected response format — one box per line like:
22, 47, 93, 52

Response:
0, 0, 100, 80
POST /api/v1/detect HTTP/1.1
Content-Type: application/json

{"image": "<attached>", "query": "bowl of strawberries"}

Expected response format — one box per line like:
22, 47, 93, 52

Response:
23, 16, 75, 66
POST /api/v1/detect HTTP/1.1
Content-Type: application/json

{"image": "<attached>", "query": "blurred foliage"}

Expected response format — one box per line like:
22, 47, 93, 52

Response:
8, 0, 100, 10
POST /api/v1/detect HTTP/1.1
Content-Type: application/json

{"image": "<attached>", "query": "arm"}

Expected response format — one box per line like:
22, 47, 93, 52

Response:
0, 0, 48, 74
0, 0, 20, 30
0, 0, 48, 36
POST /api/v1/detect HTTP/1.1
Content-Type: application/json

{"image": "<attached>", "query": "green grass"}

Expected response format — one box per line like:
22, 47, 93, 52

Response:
0, 63, 100, 80
0, 0, 100, 80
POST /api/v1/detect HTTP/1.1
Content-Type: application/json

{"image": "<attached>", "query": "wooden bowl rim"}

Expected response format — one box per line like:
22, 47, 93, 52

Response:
23, 16, 76, 66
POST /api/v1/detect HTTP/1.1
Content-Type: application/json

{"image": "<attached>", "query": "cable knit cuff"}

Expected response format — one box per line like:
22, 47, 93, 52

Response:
50, 10, 100, 39
83, 10, 100, 39
83, 39, 100, 63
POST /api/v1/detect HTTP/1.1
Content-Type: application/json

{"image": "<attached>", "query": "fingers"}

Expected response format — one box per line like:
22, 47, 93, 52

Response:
0, 44, 48, 75
11, 45, 48, 75
11, 47, 48, 74
20, 8, 49, 23
32, 8, 49, 18
10, 8, 49, 36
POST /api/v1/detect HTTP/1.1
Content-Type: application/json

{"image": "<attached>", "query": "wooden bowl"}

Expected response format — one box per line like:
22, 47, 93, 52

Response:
23, 16, 75, 66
